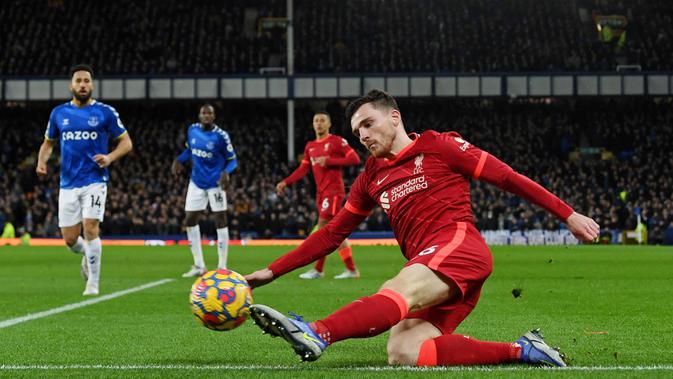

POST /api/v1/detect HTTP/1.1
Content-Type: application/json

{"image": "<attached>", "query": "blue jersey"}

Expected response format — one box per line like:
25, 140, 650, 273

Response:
45, 100, 127, 189
177, 124, 238, 189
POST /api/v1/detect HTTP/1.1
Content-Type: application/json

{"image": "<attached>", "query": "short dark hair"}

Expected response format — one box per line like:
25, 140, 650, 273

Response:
70, 64, 94, 78
314, 111, 331, 121
345, 89, 399, 121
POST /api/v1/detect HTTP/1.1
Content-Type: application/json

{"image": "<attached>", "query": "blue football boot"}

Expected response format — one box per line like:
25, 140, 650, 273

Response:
250, 304, 328, 362
516, 329, 566, 367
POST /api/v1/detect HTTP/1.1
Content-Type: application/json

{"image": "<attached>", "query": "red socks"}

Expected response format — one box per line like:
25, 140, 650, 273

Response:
314, 246, 357, 273
309, 288, 521, 367
313, 289, 408, 344
417, 334, 521, 366
314, 257, 326, 272
338, 246, 356, 271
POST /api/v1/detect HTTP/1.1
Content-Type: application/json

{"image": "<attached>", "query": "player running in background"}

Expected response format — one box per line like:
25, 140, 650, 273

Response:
36, 64, 133, 296
275, 111, 361, 279
172, 104, 238, 277
245, 90, 599, 366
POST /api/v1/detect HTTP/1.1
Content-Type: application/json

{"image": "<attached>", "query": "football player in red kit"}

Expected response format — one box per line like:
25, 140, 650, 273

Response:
246, 90, 599, 367
276, 111, 361, 279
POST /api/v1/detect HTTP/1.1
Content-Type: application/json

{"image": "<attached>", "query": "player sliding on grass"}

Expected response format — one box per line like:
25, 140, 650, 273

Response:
245, 89, 599, 367
276, 111, 361, 279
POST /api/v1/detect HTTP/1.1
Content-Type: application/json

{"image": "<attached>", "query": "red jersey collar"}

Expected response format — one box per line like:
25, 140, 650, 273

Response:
315, 133, 331, 141
384, 133, 420, 164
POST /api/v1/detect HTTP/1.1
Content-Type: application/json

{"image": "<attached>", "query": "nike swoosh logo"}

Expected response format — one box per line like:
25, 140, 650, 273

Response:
303, 332, 321, 344
376, 174, 390, 185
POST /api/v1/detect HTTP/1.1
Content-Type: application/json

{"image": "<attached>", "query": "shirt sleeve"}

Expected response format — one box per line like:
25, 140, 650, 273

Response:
283, 144, 311, 185
221, 131, 238, 173
221, 131, 236, 161
343, 167, 376, 216
224, 156, 238, 174
44, 109, 59, 140
437, 132, 574, 221
176, 147, 191, 163
103, 105, 127, 139
326, 138, 361, 167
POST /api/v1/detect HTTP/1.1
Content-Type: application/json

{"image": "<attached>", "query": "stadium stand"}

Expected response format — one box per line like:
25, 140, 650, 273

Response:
1, 0, 672, 75
1, 98, 671, 243
0, 0, 286, 75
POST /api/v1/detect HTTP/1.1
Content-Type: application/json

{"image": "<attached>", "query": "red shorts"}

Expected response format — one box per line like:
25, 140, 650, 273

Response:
404, 222, 493, 335
316, 193, 344, 219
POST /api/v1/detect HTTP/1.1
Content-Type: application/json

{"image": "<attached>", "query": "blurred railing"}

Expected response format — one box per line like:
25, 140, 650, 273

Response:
2, 72, 671, 101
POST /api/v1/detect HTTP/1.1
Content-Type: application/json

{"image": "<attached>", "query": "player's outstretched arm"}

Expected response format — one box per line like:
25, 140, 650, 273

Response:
475, 154, 600, 241
244, 207, 367, 288
36, 139, 56, 177
245, 268, 274, 288
565, 211, 600, 242
440, 133, 600, 240
93, 133, 133, 168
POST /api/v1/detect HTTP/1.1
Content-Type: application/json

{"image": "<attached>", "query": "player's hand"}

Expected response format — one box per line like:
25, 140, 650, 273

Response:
275, 181, 287, 197
219, 172, 230, 189
36, 162, 48, 177
315, 156, 327, 167
93, 154, 112, 168
566, 211, 600, 242
244, 268, 274, 288
171, 160, 182, 176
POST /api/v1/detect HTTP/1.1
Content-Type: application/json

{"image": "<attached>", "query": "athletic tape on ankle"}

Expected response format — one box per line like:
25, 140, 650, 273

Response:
376, 289, 409, 319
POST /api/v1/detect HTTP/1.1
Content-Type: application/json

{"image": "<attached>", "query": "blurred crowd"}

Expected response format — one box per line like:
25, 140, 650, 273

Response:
1, 98, 671, 244
296, 0, 673, 72
1, 0, 672, 75
0, 0, 286, 75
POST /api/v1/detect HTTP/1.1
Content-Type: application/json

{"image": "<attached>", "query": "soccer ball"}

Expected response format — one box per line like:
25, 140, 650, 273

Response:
189, 269, 253, 331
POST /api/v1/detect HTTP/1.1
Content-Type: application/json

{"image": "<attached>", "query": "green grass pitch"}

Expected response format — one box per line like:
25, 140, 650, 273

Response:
1, 244, 672, 378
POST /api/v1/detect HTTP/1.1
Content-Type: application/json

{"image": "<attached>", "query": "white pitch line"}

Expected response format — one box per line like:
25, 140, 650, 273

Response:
0, 279, 175, 329
1, 364, 673, 372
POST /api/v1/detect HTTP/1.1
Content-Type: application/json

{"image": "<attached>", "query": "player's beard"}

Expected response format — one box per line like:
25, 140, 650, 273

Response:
369, 130, 396, 158
73, 89, 92, 104
368, 141, 387, 158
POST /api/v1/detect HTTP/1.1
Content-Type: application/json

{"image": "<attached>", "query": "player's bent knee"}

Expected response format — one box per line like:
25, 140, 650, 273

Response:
215, 213, 228, 228
63, 235, 78, 247
184, 212, 200, 227
61, 227, 80, 246
387, 342, 419, 366
82, 221, 99, 240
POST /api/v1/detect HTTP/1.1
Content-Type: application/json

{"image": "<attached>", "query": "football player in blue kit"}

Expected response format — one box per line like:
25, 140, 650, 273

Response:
36, 64, 133, 296
172, 104, 238, 277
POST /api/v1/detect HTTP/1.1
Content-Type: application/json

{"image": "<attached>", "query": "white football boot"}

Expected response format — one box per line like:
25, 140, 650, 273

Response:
83, 282, 99, 296
334, 269, 360, 279
182, 265, 207, 278
298, 269, 324, 279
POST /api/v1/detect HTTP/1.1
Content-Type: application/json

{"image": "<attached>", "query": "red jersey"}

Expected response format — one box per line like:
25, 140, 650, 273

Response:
269, 131, 574, 276
283, 134, 360, 196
